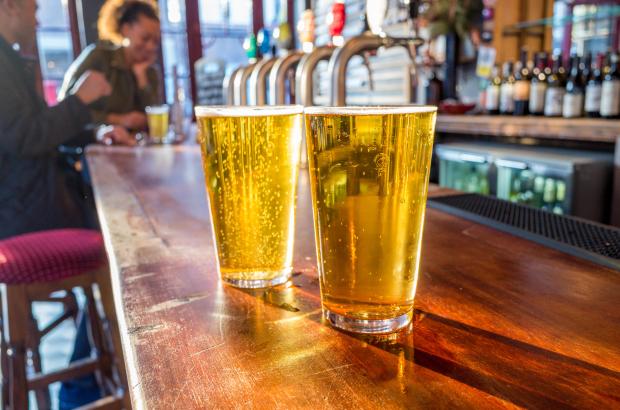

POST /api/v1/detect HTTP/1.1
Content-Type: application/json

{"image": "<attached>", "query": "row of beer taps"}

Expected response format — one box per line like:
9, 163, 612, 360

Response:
223, 0, 424, 107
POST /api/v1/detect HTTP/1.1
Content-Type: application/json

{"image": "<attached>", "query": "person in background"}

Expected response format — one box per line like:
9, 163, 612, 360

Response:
59, 0, 161, 132
57, 2, 161, 407
0, 0, 134, 240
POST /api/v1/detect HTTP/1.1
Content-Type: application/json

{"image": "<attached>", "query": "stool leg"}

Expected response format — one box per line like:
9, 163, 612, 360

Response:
5, 285, 29, 410
83, 285, 110, 397
0, 285, 9, 409
28, 312, 51, 410
1, 286, 10, 409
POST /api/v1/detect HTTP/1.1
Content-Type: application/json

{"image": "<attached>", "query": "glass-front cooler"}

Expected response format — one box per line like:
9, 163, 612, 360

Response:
435, 144, 494, 195
436, 142, 614, 222
494, 148, 613, 222
496, 159, 569, 214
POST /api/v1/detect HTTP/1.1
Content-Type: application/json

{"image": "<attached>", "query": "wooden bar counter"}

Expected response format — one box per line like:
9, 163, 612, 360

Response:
86, 144, 620, 409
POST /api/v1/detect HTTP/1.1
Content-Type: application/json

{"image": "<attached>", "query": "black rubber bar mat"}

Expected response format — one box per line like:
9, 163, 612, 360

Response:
427, 193, 620, 271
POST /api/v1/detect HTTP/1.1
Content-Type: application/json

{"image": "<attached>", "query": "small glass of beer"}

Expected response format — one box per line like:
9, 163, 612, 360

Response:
145, 105, 170, 143
305, 106, 437, 333
195, 105, 304, 288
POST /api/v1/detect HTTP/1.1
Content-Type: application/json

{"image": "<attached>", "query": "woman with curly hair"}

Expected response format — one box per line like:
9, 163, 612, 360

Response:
59, 0, 161, 132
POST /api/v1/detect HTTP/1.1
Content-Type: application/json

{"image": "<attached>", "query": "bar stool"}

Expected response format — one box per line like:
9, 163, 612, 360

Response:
0, 229, 126, 410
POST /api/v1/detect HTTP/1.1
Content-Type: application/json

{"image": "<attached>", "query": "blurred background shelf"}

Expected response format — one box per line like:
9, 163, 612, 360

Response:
436, 115, 620, 143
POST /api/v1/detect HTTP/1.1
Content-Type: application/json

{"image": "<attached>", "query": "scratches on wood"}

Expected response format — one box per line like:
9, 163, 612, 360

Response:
127, 323, 165, 335
124, 272, 157, 284
146, 292, 211, 314
190, 342, 226, 357
307, 363, 355, 377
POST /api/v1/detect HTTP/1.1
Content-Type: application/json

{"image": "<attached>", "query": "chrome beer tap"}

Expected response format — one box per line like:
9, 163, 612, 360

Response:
232, 33, 261, 105
234, 62, 259, 105
295, 45, 335, 106
248, 29, 278, 105
269, 51, 304, 105
223, 66, 243, 105
328, 0, 423, 106
248, 57, 279, 105
296, 5, 335, 106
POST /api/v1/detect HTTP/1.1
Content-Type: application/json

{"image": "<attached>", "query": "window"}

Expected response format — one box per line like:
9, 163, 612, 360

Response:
571, 4, 618, 57
200, 0, 252, 26
197, 0, 252, 104
198, 0, 252, 73
36, 0, 74, 105
263, 0, 279, 30
159, 0, 192, 105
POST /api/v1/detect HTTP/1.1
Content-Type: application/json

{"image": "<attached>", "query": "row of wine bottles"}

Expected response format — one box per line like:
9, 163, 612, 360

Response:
483, 49, 620, 119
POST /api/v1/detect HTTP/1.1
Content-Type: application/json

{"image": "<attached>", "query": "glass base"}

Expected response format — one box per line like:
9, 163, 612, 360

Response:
323, 308, 413, 334
221, 268, 292, 289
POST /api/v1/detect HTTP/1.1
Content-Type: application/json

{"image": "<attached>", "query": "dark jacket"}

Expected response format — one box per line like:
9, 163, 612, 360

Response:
0, 36, 93, 239
59, 41, 160, 125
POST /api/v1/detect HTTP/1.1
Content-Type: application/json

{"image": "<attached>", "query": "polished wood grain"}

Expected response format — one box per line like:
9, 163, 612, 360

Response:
86, 145, 620, 410
436, 114, 620, 143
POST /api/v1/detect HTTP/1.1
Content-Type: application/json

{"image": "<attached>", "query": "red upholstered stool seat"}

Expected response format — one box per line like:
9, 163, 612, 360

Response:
0, 229, 125, 409
0, 229, 105, 285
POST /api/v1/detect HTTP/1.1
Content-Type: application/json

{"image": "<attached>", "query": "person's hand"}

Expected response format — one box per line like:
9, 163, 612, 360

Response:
132, 54, 157, 89
73, 71, 112, 105
106, 111, 147, 130
96, 125, 137, 146
120, 111, 147, 130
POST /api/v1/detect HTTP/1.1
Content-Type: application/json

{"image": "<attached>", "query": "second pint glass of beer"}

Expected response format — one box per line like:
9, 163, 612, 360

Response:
305, 106, 437, 333
145, 105, 170, 143
195, 106, 303, 288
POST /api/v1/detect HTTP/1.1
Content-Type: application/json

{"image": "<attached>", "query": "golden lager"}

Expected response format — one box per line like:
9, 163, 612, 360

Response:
196, 106, 303, 288
146, 105, 170, 142
305, 106, 437, 333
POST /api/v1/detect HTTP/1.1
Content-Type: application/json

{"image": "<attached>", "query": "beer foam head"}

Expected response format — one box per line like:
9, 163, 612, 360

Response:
145, 105, 170, 114
303, 105, 437, 116
195, 105, 304, 118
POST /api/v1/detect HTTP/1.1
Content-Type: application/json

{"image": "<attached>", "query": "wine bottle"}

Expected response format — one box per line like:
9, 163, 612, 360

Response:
580, 52, 592, 85
529, 52, 547, 116
600, 52, 620, 119
585, 54, 604, 118
426, 67, 443, 106
544, 54, 565, 117
543, 53, 553, 78
485, 65, 501, 115
563, 55, 584, 118
557, 52, 567, 81
513, 49, 531, 115
553, 181, 566, 215
499, 61, 515, 115
542, 178, 556, 211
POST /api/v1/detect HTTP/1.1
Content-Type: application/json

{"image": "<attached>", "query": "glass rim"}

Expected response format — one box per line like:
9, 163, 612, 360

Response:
195, 105, 304, 117
145, 105, 169, 113
303, 105, 437, 115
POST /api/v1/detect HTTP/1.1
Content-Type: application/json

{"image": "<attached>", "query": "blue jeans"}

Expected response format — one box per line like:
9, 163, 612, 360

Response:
58, 311, 101, 409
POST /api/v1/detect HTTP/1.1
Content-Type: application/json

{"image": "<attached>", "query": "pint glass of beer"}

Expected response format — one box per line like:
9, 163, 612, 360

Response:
146, 105, 170, 143
195, 106, 303, 288
305, 106, 437, 333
